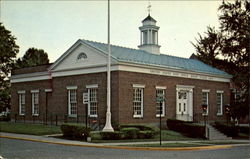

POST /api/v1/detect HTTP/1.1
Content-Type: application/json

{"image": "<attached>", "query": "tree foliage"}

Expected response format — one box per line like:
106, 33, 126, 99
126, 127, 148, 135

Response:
15, 47, 50, 68
0, 23, 19, 111
192, 0, 250, 119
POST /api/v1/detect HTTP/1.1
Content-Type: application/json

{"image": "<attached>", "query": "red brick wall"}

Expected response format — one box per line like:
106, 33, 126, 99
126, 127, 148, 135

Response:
117, 71, 230, 124
11, 70, 230, 126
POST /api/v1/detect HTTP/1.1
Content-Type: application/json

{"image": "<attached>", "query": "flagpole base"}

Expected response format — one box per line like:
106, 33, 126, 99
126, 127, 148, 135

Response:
102, 112, 114, 132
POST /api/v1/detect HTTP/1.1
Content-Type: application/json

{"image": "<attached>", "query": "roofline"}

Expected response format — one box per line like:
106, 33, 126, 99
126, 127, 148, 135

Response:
49, 39, 118, 70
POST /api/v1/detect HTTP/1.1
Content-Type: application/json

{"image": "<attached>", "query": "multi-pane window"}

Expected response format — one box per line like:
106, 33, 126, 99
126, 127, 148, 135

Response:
18, 91, 25, 115
67, 87, 77, 116
156, 88, 165, 117
32, 91, 39, 116
88, 88, 98, 117
216, 91, 223, 115
133, 84, 144, 118
202, 90, 209, 115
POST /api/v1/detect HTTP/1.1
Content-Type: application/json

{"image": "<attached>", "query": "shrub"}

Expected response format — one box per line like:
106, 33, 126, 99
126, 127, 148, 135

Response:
100, 131, 122, 140
119, 124, 159, 134
167, 119, 205, 138
138, 130, 155, 139
60, 123, 91, 140
121, 127, 140, 139
239, 126, 249, 134
214, 122, 239, 137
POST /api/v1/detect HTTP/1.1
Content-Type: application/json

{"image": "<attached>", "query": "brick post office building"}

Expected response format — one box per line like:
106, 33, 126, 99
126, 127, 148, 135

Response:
11, 15, 232, 127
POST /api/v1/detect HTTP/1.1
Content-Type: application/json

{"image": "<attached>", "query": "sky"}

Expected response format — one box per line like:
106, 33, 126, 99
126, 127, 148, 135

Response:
1, 1, 222, 63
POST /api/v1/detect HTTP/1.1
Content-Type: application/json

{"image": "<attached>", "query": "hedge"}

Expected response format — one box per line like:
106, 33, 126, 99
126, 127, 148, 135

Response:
119, 124, 159, 134
167, 119, 205, 138
121, 127, 140, 139
100, 131, 122, 140
60, 123, 91, 140
214, 122, 239, 137
138, 130, 155, 139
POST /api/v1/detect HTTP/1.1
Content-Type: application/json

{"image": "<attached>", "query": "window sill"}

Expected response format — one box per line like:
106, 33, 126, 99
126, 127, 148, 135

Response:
19, 114, 25, 116
156, 115, 165, 118
217, 113, 223, 116
202, 114, 208, 116
68, 114, 77, 118
89, 115, 98, 118
32, 114, 39, 116
133, 115, 143, 118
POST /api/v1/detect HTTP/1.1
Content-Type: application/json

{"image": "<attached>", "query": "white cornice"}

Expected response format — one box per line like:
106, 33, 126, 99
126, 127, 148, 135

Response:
11, 71, 50, 83
10, 62, 231, 83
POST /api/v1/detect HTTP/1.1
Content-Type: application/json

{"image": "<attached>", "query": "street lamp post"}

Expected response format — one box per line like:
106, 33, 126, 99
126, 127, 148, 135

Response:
201, 104, 208, 139
224, 104, 230, 126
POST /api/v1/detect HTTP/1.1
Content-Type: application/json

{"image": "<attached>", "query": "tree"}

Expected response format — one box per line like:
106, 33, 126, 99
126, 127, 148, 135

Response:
15, 47, 50, 68
192, 0, 250, 119
0, 23, 19, 111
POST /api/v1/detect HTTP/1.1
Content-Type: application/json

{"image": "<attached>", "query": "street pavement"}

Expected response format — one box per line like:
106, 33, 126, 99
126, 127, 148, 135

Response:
1, 132, 250, 159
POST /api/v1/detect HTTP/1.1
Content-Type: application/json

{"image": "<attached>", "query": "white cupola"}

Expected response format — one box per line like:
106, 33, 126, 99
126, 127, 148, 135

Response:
138, 14, 161, 54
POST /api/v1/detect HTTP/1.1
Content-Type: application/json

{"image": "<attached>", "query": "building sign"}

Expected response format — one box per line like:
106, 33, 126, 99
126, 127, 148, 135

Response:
83, 93, 89, 104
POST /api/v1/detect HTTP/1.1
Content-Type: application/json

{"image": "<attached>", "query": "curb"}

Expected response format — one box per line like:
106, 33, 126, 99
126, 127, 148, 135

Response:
0, 135, 232, 151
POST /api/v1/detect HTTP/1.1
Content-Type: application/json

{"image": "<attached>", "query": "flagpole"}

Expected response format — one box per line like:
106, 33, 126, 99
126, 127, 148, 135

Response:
103, 0, 114, 132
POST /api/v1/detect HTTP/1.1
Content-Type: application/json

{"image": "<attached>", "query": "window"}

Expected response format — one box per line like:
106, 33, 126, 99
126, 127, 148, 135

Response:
216, 91, 224, 115
67, 86, 77, 116
31, 90, 39, 116
18, 91, 25, 115
133, 84, 144, 118
202, 90, 209, 115
156, 86, 166, 117
87, 84, 98, 117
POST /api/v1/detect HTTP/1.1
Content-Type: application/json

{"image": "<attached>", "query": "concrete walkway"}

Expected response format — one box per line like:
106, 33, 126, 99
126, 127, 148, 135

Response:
1, 132, 250, 151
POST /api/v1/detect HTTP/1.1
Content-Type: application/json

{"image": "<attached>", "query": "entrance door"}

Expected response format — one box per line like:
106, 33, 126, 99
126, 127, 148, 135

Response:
176, 85, 194, 121
177, 91, 188, 116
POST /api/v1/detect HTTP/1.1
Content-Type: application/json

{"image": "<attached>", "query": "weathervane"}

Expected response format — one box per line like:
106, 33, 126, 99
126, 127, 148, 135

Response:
147, 0, 151, 15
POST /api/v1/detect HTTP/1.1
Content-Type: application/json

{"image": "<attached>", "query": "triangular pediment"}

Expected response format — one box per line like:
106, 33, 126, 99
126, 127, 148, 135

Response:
50, 39, 116, 71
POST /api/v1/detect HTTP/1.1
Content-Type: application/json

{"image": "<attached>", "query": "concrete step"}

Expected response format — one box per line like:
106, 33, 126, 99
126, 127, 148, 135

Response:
206, 124, 232, 140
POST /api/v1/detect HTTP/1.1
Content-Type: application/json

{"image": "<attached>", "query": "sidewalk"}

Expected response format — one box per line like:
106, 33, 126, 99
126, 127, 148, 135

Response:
1, 132, 250, 151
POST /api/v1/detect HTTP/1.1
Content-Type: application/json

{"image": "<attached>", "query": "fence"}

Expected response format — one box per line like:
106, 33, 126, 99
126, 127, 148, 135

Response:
11, 113, 103, 130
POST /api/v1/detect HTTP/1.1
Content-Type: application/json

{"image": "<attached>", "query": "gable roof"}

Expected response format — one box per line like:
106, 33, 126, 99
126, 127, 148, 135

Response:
81, 39, 231, 78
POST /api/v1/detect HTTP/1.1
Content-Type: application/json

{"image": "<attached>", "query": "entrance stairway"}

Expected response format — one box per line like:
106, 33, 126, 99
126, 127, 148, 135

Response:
206, 124, 232, 140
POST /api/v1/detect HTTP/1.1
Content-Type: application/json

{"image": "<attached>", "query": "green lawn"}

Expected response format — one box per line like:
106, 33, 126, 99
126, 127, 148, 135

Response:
90, 130, 198, 143
0, 122, 61, 135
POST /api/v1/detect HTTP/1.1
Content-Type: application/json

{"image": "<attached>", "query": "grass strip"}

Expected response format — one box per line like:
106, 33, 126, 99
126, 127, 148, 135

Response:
0, 122, 61, 135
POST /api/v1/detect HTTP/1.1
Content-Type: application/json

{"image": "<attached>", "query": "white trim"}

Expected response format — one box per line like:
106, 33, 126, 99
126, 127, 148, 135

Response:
86, 84, 98, 89
18, 90, 25, 94
67, 89, 77, 116
45, 89, 52, 92
118, 64, 231, 83
18, 93, 25, 116
31, 90, 39, 93
156, 88, 165, 117
202, 91, 209, 116
132, 87, 144, 118
155, 86, 166, 89
10, 62, 231, 84
216, 91, 224, 116
31, 92, 39, 116
133, 84, 145, 88
11, 71, 50, 83
176, 85, 195, 91
87, 87, 98, 117
202, 89, 210, 93
216, 90, 224, 93
66, 86, 78, 90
